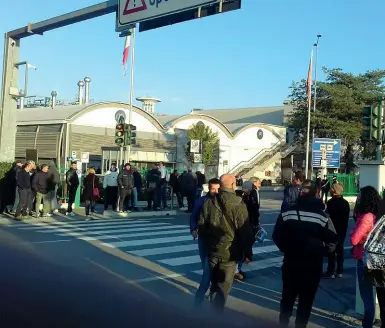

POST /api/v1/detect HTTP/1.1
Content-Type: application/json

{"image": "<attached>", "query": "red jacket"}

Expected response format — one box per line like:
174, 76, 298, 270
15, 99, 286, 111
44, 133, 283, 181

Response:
350, 212, 376, 260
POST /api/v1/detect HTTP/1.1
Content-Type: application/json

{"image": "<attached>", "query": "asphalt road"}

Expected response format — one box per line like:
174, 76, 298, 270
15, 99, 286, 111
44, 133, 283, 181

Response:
0, 195, 362, 328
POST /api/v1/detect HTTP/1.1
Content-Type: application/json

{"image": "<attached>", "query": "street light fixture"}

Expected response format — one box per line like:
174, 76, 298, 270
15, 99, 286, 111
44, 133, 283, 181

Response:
13, 61, 37, 97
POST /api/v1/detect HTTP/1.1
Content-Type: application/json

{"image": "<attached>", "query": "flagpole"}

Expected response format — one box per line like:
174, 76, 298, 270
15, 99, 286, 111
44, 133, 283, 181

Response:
305, 49, 314, 179
311, 34, 322, 177
127, 27, 136, 163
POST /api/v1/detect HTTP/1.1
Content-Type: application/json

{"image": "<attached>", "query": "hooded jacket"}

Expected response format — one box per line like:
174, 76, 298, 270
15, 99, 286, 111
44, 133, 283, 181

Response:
198, 188, 255, 262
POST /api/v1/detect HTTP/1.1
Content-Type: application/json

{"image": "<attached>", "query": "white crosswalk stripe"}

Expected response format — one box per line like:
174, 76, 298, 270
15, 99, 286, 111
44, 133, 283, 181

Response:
7, 218, 320, 277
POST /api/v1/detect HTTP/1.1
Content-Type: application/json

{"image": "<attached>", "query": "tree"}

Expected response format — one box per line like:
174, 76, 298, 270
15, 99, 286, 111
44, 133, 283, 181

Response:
186, 122, 219, 165
287, 68, 385, 162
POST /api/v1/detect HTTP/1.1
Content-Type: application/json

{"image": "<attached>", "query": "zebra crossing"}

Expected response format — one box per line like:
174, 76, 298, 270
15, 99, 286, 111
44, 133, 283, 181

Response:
10, 217, 285, 277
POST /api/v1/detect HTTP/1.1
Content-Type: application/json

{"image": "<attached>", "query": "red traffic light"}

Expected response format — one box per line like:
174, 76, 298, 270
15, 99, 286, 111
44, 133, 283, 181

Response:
116, 124, 124, 130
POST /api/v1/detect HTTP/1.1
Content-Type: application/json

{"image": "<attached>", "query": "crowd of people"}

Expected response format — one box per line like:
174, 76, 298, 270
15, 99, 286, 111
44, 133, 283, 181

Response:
0, 160, 60, 219
189, 170, 385, 328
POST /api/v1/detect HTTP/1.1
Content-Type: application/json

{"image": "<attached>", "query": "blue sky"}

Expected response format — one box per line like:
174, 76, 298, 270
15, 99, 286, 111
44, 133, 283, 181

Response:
0, 0, 384, 115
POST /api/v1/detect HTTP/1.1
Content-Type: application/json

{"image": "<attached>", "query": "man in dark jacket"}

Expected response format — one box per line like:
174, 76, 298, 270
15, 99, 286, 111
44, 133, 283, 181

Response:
170, 170, 183, 208
281, 171, 305, 212
321, 175, 330, 203
32, 164, 50, 218
118, 163, 134, 213
190, 178, 221, 306
325, 183, 350, 278
198, 174, 254, 311
146, 164, 161, 210
273, 179, 338, 327
9, 160, 24, 214
15, 161, 35, 220
47, 160, 60, 214
185, 169, 197, 213
66, 162, 79, 217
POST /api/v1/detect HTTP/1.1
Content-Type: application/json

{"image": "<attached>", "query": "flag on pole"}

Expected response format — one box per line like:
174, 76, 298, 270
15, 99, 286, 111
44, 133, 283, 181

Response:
122, 34, 131, 76
306, 49, 314, 107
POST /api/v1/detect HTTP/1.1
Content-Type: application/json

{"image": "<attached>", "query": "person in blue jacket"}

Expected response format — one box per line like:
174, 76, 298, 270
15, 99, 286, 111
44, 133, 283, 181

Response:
281, 171, 305, 212
190, 177, 221, 307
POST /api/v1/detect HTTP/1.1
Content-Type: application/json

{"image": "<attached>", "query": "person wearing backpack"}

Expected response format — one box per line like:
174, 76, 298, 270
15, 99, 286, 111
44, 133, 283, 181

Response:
281, 171, 305, 212
350, 186, 381, 328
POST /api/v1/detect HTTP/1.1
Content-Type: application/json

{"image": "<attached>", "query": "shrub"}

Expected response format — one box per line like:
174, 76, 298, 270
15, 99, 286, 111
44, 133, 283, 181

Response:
0, 162, 13, 180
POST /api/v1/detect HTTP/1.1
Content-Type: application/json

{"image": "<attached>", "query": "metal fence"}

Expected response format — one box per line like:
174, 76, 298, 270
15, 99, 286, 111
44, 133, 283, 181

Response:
327, 173, 359, 196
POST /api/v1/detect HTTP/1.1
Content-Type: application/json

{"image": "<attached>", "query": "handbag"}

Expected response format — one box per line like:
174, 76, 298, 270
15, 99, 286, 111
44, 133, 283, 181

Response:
92, 176, 100, 199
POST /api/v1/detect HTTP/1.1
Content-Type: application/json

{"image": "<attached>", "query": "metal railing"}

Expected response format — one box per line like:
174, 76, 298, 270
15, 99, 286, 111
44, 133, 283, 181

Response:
230, 140, 286, 176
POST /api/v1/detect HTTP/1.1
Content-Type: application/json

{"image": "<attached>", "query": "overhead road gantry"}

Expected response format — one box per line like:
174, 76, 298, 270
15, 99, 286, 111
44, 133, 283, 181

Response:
0, 0, 241, 163
0, 0, 118, 162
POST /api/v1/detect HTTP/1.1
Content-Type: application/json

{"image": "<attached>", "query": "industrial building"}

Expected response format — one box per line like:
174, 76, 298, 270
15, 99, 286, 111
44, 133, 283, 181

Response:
15, 77, 297, 181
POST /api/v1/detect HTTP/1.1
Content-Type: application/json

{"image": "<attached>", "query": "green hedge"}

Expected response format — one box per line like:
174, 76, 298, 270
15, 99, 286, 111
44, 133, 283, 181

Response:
0, 162, 13, 180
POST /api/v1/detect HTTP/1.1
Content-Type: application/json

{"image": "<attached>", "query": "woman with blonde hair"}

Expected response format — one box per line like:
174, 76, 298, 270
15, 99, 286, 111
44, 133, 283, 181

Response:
82, 168, 100, 220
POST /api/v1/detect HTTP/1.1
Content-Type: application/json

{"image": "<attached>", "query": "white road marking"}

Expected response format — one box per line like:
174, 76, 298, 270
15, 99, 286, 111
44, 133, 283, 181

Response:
128, 244, 198, 257
78, 228, 191, 241
102, 235, 192, 248
56, 224, 188, 237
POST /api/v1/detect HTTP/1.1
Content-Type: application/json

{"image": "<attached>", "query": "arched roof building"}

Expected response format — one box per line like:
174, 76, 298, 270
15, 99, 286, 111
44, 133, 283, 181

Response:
16, 101, 292, 178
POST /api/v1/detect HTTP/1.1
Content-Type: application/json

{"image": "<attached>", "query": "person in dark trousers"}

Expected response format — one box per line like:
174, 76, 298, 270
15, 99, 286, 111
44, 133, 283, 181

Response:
32, 164, 50, 218
321, 175, 330, 203
66, 162, 79, 217
281, 171, 305, 212
46, 160, 60, 214
146, 164, 161, 210
273, 179, 338, 328
82, 168, 100, 220
103, 163, 119, 212
185, 169, 197, 213
130, 167, 142, 211
28, 165, 37, 215
118, 163, 134, 213
0, 161, 21, 214
15, 161, 35, 220
158, 162, 168, 209
234, 178, 261, 281
179, 171, 187, 206
170, 170, 183, 208
198, 174, 254, 312
190, 178, 221, 307
325, 183, 350, 279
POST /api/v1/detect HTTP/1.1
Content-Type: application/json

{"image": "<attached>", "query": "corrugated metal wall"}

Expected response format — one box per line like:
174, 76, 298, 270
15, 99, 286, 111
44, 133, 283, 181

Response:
16, 124, 61, 159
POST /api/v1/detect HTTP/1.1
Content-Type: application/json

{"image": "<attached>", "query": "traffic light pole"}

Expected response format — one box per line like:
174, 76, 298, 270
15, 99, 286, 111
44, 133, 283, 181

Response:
127, 27, 136, 163
376, 99, 384, 161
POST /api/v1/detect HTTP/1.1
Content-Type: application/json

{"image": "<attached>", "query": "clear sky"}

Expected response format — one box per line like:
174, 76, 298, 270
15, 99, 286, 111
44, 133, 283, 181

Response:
0, 0, 384, 115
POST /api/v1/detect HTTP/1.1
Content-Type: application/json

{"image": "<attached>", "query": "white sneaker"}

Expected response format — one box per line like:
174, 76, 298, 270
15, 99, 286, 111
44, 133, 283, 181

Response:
66, 212, 75, 217
85, 215, 91, 221
54, 209, 59, 214
45, 213, 52, 217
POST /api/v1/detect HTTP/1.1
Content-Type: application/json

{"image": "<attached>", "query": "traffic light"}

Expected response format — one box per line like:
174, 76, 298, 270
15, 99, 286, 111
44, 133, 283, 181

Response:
362, 104, 382, 140
125, 124, 137, 146
115, 123, 125, 146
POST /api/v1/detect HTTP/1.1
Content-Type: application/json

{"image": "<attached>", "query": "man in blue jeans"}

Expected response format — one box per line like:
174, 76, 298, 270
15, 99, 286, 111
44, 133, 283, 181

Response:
190, 178, 221, 307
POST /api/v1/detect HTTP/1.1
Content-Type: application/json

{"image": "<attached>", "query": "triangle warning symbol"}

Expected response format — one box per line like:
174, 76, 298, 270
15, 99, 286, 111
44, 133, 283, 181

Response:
123, 0, 147, 15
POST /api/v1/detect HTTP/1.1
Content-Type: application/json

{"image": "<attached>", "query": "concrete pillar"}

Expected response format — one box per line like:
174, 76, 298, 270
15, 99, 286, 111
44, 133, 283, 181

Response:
355, 160, 385, 319
0, 35, 20, 162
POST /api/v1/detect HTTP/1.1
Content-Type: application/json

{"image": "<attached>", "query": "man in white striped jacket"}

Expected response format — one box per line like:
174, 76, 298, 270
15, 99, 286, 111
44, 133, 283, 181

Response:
272, 179, 338, 328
